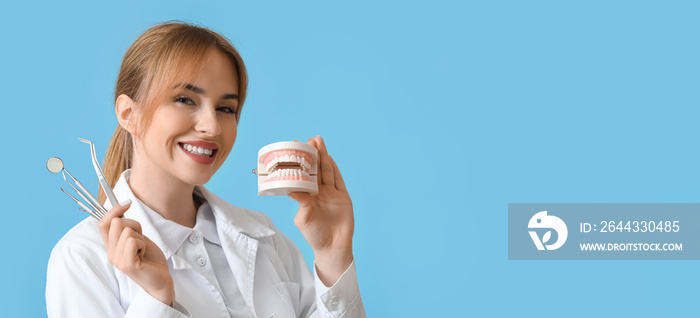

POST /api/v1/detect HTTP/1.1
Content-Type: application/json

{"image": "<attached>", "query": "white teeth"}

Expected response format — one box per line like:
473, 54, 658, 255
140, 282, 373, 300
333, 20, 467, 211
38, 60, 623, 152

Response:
182, 144, 214, 157
265, 168, 310, 181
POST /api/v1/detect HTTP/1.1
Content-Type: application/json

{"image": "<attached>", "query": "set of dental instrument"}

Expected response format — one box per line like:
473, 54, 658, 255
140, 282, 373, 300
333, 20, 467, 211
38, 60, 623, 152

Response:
46, 138, 119, 221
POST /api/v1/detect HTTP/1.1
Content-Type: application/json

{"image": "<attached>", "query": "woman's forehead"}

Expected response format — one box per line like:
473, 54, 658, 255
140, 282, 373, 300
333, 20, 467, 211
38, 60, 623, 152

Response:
174, 50, 238, 90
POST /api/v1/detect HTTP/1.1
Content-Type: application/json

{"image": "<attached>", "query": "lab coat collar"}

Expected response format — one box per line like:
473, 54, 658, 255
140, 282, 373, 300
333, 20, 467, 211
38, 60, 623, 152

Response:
195, 186, 276, 238
193, 202, 221, 246
109, 170, 275, 260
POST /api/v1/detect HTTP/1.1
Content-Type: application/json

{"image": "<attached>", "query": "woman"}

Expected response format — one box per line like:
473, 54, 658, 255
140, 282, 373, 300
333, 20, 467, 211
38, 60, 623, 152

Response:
46, 21, 365, 318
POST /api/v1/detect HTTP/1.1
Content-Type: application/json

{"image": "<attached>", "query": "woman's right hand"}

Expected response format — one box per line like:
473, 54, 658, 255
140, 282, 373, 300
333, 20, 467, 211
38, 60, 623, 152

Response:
98, 200, 175, 306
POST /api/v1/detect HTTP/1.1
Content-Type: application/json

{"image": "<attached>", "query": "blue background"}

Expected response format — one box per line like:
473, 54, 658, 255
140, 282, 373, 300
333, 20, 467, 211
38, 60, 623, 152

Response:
2, 0, 698, 317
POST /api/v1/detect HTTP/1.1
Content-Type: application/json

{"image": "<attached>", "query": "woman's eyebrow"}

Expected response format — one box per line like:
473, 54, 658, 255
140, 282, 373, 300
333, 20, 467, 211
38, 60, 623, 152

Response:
174, 83, 238, 100
183, 83, 204, 94
221, 93, 239, 100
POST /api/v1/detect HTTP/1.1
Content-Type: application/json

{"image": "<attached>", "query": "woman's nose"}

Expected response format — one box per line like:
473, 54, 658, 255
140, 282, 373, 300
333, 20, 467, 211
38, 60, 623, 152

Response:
194, 107, 221, 136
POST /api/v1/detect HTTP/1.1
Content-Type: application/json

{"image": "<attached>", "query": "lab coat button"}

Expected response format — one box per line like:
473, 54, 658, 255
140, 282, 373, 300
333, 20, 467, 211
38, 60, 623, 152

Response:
189, 233, 199, 244
330, 295, 340, 308
197, 257, 207, 267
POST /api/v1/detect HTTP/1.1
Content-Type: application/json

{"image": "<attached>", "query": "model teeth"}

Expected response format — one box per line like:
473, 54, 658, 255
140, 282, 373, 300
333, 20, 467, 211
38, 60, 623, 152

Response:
261, 149, 314, 182
265, 168, 310, 180
266, 154, 311, 172
182, 144, 214, 157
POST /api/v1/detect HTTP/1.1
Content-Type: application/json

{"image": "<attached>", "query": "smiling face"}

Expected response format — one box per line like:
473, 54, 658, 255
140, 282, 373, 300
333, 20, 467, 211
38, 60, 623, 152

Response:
130, 48, 239, 186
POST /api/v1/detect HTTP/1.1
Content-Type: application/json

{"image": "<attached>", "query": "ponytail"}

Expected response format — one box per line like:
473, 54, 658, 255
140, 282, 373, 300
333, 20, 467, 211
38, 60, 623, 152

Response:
99, 126, 133, 204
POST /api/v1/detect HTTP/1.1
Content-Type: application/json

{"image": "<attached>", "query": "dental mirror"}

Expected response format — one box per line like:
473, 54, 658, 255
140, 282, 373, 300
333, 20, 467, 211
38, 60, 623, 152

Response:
47, 157, 64, 174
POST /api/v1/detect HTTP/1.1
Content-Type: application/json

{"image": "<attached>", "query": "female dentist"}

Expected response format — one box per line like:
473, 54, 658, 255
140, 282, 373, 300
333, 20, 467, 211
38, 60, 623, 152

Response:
46, 21, 365, 318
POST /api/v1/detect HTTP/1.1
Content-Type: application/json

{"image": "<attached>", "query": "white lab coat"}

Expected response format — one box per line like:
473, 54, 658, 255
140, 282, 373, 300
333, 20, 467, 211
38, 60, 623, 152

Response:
46, 170, 365, 318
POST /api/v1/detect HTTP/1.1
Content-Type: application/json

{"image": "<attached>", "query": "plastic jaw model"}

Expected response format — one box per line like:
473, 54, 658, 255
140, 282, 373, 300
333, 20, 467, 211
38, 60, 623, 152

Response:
256, 141, 318, 196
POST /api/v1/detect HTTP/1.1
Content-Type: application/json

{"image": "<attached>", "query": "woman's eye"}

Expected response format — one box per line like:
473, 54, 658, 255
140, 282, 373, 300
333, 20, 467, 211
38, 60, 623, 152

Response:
217, 106, 237, 115
174, 96, 195, 105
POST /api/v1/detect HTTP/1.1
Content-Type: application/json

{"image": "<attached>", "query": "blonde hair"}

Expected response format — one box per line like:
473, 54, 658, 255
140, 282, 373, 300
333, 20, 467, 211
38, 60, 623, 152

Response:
99, 21, 248, 203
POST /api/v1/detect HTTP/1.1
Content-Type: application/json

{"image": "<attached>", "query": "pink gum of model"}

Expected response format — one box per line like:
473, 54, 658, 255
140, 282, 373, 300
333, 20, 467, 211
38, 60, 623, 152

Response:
265, 175, 312, 182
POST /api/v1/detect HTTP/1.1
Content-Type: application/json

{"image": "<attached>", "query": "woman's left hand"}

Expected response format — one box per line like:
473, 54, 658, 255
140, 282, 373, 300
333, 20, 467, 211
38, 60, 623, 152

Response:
288, 136, 355, 286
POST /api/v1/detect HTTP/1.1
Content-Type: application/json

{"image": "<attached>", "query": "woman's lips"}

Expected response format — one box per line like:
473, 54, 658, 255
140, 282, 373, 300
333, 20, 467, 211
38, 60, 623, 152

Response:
179, 141, 218, 164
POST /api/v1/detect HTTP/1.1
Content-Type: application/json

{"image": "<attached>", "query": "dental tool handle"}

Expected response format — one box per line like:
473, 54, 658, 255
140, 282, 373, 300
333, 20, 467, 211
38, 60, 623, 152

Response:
101, 179, 119, 207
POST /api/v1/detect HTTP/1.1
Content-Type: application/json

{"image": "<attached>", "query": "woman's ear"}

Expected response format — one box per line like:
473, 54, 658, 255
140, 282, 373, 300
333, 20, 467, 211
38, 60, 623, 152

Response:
116, 94, 138, 134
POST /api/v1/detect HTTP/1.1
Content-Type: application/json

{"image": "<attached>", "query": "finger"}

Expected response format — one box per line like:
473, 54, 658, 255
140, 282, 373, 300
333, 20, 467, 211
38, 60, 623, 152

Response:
315, 136, 334, 186
98, 200, 132, 244
290, 195, 313, 228
329, 155, 347, 192
288, 191, 313, 207
123, 234, 146, 265
115, 227, 142, 267
308, 138, 322, 187
107, 218, 143, 255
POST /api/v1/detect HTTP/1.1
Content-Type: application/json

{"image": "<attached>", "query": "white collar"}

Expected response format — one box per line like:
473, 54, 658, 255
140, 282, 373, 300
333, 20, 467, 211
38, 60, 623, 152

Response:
194, 202, 221, 246
139, 200, 221, 256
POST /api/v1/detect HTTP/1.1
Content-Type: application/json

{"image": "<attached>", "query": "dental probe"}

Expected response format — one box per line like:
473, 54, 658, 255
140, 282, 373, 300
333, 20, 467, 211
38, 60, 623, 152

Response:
79, 138, 119, 207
